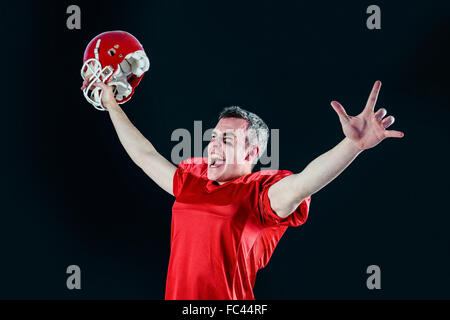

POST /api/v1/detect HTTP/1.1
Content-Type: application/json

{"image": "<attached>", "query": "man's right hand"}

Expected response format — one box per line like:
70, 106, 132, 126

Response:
80, 76, 117, 110
92, 82, 117, 110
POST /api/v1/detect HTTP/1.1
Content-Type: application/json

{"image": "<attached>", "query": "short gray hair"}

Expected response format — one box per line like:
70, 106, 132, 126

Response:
218, 106, 269, 163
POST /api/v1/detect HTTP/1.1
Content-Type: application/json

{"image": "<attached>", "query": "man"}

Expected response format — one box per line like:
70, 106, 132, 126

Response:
82, 80, 404, 299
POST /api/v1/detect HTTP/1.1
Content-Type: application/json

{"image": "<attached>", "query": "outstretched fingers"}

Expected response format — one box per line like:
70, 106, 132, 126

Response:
381, 115, 395, 128
363, 80, 382, 115
330, 101, 350, 122
385, 130, 404, 138
374, 108, 387, 121
381, 116, 405, 138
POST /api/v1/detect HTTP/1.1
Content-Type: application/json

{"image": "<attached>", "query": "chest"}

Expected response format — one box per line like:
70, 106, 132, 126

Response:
172, 179, 261, 229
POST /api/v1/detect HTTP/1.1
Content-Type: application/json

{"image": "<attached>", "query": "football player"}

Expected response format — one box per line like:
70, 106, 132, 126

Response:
81, 31, 404, 300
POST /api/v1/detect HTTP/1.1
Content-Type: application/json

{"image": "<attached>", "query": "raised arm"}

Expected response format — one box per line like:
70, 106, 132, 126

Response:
268, 80, 405, 218
85, 81, 177, 196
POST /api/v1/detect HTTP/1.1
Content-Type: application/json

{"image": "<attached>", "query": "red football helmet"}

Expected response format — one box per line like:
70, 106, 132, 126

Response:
81, 30, 150, 110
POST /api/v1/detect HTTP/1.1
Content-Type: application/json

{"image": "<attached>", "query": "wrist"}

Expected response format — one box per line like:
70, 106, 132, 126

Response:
342, 137, 364, 155
104, 100, 120, 112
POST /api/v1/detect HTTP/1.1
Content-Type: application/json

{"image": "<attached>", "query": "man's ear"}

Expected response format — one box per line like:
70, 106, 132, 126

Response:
245, 145, 259, 163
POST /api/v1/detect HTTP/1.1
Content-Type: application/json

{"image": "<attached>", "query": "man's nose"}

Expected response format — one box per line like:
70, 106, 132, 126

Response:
209, 140, 223, 152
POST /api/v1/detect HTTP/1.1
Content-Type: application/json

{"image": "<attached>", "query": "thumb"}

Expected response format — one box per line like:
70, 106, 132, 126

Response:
93, 81, 108, 90
330, 101, 350, 122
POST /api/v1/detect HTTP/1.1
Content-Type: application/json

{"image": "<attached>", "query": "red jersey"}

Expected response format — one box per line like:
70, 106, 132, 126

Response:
165, 157, 311, 300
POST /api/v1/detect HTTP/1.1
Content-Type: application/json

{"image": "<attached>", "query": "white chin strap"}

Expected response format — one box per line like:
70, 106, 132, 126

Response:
81, 50, 150, 111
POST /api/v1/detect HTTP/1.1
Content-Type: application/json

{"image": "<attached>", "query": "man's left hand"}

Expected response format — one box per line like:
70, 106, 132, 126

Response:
330, 80, 404, 151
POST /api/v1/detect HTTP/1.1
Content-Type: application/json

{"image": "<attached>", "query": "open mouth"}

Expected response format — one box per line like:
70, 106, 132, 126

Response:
209, 154, 225, 168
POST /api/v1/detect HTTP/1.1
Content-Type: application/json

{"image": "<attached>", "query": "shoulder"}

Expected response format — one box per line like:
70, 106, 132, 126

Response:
177, 157, 208, 178
241, 169, 294, 186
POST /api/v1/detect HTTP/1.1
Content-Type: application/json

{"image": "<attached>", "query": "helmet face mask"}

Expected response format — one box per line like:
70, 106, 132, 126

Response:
80, 31, 150, 111
81, 58, 115, 110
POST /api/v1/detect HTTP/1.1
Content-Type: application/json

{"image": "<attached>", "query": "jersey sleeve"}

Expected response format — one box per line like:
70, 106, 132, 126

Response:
172, 157, 205, 198
257, 171, 311, 228
172, 161, 186, 198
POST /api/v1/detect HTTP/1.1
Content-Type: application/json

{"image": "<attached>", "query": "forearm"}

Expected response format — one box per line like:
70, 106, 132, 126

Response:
292, 137, 362, 200
107, 101, 157, 167
104, 100, 176, 195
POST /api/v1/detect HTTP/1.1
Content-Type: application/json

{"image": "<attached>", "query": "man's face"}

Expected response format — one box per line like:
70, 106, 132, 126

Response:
207, 118, 257, 183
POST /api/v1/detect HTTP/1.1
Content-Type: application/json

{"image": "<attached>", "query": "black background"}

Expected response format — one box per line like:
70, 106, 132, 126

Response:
1, 0, 449, 299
